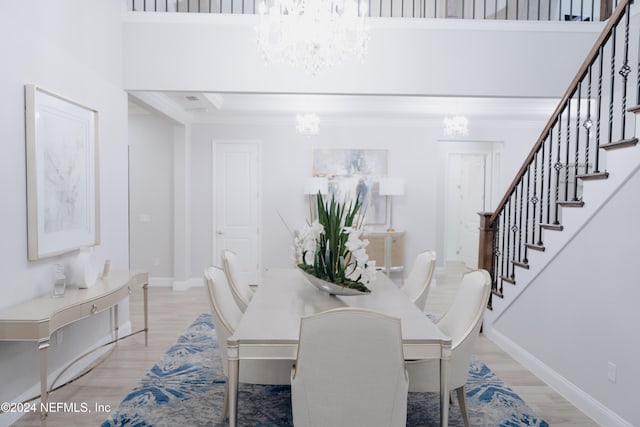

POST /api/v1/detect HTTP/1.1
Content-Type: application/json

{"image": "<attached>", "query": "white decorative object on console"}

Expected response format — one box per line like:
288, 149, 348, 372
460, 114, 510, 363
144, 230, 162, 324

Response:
71, 246, 99, 288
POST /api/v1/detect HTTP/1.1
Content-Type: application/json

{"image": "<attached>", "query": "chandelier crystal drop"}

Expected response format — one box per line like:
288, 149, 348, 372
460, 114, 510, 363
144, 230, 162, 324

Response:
443, 115, 469, 136
256, 0, 370, 75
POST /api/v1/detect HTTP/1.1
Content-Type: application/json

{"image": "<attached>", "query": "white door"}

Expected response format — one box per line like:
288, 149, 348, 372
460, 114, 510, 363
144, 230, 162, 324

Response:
446, 153, 490, 270
458, 154, 486, 269
213, 142, 261, 285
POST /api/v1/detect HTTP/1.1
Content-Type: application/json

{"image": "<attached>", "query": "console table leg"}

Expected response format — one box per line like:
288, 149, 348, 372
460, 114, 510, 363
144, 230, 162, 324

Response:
38, 339, 50, 421
114, 304, 119, 344
143, 281, 149, 346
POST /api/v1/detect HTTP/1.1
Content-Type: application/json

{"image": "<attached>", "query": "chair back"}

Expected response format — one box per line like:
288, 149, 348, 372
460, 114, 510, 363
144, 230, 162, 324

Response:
222, 250, 253, 312
204, 266, 243, 376
438, 269, 491, 388
291, 308, 408, 427
402, 250, 436, 311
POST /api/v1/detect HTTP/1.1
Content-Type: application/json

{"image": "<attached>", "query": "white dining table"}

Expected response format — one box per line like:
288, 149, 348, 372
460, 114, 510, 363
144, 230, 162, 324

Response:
227, 268, 452, 427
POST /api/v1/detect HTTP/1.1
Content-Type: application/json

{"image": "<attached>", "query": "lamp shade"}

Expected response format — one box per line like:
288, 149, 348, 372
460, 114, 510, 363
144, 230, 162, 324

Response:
304, 177, 329, 195
379, 178, 405, 196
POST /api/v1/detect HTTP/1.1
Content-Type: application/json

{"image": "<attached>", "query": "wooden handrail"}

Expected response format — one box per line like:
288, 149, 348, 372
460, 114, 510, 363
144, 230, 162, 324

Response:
489, 0, 633, 226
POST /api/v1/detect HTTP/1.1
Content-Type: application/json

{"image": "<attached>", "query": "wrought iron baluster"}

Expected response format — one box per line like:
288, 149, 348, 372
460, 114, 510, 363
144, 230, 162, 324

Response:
525, 163, 532, 263
506, 196, 512, 279
531, 153, 538, 248
554, 114, 562, 224
574, 83, 581, 201
609, 28, 617, 144
546, 129, 553, 226
618, 1, 632, 139
558, 0, 562, 20
538, 137, 546, 243
595, 46, 604, 172
517, 177, 524, 263
511, 189, 518, 278
564, 99, 572, 202
501, 207, 507, 286
584, 65, 593, 173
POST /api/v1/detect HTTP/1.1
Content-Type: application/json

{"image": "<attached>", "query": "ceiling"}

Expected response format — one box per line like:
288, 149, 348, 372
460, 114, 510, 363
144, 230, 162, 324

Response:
128, 91, 561, 125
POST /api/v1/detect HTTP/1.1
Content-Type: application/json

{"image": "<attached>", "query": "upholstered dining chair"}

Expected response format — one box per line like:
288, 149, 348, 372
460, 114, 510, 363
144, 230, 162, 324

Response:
291, 308, 409, 427
401, 250, 437, 312
405, 269, 491, 427
221, 250, 254, 312
203, 266, 292, 420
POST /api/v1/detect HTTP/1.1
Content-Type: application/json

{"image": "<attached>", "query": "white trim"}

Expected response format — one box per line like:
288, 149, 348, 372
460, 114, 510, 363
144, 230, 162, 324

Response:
148, 277, 174, 287
484, 327, 634, 427
173, 277, 205, 291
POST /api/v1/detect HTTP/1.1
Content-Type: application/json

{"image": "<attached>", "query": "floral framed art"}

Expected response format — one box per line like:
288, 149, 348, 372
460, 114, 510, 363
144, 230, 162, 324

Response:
25, 84, 100, 260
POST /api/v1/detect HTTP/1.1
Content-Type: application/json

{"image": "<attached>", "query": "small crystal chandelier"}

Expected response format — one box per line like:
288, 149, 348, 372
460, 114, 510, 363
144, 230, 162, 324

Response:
443, 115, 469, 136
256, 0, 370, 75
296, 113, 320, 135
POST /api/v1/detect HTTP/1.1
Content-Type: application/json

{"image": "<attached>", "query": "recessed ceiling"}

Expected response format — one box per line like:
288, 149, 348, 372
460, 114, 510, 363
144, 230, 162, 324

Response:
129, 91, 560, 124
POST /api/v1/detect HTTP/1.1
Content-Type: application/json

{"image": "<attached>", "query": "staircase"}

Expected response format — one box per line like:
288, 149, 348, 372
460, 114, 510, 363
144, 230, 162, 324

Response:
477, 1, 640, 425
478, 0, 639, 316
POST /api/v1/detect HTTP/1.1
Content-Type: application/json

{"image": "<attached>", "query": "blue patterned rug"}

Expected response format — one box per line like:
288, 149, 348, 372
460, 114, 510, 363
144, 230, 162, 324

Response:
102, 313, 549, 426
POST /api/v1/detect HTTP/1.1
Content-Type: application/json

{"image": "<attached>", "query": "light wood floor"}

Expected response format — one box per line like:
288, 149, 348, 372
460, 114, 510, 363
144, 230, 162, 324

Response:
13, 266, 598, 426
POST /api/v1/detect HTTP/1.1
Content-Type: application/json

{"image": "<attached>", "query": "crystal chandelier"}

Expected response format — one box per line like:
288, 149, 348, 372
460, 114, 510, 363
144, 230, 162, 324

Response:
296, 113, 320, 135
443, 115, 469, 136
256, 0, 370, 75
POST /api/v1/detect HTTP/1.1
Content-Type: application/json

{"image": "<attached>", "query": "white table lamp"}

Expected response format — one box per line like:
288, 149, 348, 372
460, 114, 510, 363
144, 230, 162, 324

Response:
379, 177, 405, 231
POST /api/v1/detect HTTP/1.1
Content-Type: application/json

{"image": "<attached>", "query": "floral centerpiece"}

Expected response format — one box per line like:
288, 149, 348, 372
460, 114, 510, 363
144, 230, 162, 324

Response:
294, 192, 376, 293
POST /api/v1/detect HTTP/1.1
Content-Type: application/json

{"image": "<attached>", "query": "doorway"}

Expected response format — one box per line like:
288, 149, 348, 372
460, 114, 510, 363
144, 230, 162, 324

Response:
213, 141, 262, 285
443, 143, 501, 270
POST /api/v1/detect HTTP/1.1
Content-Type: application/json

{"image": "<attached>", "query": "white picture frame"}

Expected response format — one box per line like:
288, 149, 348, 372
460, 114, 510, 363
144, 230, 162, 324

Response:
25, 84, 100, 260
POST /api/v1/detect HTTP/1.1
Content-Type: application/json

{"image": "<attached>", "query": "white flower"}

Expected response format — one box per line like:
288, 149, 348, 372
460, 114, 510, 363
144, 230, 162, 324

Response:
294, 221, 325, 265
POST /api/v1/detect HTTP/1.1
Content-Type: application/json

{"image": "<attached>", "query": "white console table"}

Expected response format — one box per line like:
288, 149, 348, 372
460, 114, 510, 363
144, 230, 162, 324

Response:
0, 270, 148, 421
365, 230, 405, 280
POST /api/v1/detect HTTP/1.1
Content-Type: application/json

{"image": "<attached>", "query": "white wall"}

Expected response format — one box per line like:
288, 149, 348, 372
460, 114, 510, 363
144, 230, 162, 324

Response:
129, 112, 176, 279
122, 13, 602, 98
0, 1, 128, 417
124, 116, 544, 279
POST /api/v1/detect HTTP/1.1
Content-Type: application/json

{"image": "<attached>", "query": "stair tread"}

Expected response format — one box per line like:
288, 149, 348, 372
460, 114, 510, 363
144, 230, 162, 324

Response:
526, 243, 546, 252
577, 171, 609, 180
540, 223, 564, 231
500, 275, 516, 284
512, 260, 530, 269
600, 137, 638, 150
558, 200, 585, 207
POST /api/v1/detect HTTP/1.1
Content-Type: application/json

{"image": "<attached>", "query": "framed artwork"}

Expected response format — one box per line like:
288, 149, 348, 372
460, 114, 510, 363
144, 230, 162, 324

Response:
25, 85, 100, 260
312, 149, 388, 225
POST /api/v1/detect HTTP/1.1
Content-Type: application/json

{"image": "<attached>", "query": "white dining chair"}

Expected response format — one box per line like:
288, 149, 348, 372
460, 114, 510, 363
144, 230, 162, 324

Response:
203, 266, 292, 420
221, 250, 253, 313
405, 269, 491, 427
291, 308, 409, 427
401, 250, 436, 312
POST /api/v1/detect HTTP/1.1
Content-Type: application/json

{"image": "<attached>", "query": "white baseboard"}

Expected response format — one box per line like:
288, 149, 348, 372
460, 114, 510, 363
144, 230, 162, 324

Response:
172, 277, 204, 291
148, 277, 204, 289
2, 321, 131, 426
484, 326, 633, 427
